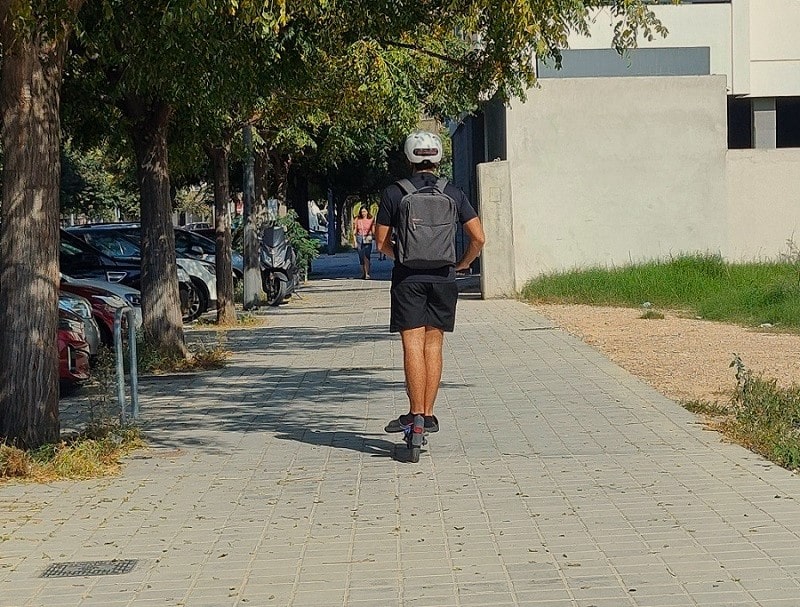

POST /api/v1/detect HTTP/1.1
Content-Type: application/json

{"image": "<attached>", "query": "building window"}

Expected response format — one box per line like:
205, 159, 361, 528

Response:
727, 97, 752, 149
776, 98, 800, 148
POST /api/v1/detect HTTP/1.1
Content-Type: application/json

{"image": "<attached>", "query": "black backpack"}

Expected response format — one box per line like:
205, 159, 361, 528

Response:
395, 177, 458, 269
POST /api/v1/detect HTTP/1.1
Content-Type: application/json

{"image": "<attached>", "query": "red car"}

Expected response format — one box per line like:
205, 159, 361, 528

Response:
60, 280, 129, 348
58, 308, 91, 391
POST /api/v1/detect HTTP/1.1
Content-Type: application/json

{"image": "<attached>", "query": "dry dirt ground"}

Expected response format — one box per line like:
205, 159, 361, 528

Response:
531, 303, 800, 406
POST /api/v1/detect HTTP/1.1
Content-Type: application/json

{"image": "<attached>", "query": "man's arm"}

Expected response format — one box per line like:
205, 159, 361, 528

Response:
375, 223, 394, 260
454, 217, 486, 272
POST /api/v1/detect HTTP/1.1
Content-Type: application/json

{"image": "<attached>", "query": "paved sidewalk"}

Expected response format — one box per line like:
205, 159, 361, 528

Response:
3, 252, 800, 607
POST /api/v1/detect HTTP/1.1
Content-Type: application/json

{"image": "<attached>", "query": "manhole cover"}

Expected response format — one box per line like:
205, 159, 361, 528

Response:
41, 559, 138, 578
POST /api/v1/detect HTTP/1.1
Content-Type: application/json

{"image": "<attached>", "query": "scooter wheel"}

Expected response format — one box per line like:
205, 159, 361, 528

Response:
409, 414, 425, 463
266, 276, 287, 306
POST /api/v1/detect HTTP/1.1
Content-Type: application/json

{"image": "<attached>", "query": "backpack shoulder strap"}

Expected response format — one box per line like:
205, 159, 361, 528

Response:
434, 177, 448, 193
396, 179, 416, 196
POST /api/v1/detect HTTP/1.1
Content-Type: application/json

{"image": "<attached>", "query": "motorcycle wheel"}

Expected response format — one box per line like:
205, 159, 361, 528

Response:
266, 276, 287, 306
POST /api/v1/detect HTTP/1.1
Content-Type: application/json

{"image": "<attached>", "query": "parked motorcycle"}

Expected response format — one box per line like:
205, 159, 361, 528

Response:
259, 226, 300, 306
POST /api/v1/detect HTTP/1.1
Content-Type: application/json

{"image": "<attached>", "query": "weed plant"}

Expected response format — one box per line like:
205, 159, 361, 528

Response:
723, 355, 800, 470
522, 253, 800, 329
84, 346, 117, 428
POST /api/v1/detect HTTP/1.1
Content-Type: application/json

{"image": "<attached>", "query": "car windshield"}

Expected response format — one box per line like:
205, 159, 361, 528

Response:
60, 230, 103, 258
60, 240, 86, 258
82, 232, 141, 258
175, 229, 214, 255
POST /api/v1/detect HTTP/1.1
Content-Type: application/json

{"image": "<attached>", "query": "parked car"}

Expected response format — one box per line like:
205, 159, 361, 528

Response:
61, 274, 143, 330
58, 308, 91, 392
58, 291, 101, 356
59, 280, 131, 348
67, 224, 217, 321
61, 228, 198, 322
183, 221, 211, 231
174, 227, 244, 278
60, 228, 142, 288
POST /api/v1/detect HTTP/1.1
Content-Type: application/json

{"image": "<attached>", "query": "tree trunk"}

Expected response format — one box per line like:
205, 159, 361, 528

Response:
0, 12, 72, 449
206, 143, 236, 325
269, 149, 291, 218
124, 98, 187, 358
254, 146, 270, 217
335, 193, 351, 248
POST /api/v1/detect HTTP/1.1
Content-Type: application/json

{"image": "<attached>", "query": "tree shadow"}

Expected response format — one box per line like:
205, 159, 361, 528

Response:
97, 349, 458, 462
59, 269, 472, 461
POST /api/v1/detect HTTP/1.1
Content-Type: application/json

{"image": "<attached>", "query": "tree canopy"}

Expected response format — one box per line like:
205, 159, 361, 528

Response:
1, 0, 669, 447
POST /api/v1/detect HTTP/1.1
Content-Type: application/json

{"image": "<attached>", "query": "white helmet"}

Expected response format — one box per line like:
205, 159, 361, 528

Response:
404, 131, 442, 165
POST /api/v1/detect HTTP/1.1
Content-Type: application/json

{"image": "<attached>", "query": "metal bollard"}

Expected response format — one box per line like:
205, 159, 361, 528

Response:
113, 307, 140, 423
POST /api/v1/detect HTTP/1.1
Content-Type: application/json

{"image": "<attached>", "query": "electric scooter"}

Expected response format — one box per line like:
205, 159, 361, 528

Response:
259, 226, 300, 306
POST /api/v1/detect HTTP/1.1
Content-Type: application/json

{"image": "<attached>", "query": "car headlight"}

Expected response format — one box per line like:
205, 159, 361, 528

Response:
58, 317, 85, 333
124, 293, 141, 307
92, 294, 126, 308
59, 299, 92, 319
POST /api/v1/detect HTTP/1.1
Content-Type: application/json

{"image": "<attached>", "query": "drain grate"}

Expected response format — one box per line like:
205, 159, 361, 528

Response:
41, 559, 138, 578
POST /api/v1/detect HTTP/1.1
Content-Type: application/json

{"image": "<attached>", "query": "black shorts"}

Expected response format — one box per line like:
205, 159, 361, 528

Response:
390, 281, 459, 333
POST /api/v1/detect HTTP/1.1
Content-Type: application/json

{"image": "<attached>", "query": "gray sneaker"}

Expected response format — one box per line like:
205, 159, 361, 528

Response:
385, 413, 440, 433
385, 414, 414, 433
424, 415, 439, 433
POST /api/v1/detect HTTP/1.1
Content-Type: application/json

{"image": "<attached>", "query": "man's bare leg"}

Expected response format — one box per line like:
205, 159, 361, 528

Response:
423, 327, 444, 417
401, 327, 427, 415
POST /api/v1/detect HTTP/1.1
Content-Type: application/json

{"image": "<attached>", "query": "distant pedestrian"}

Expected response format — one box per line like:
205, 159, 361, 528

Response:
352, 207, 375, 279
375, 130, 485, 434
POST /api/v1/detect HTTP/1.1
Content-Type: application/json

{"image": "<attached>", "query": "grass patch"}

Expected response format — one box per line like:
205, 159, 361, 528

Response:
137, 333, 231, 374
192, 311, 264, 330
1, 425, 143, 483
521, 253, 800, 329
640, 309, 665, 320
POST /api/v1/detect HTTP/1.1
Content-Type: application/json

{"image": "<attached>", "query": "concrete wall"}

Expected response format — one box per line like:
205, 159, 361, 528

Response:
473, 74, 800, 296
477, 161, 516, 298
504, 75, 728, 291
726, 149, 800, 259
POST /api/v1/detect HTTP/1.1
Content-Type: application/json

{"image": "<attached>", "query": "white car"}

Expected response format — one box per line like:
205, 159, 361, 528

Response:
176, 257, 217, 321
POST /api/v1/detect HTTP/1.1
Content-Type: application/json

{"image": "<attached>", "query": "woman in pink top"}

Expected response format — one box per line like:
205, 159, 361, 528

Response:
352, 207, 375, 279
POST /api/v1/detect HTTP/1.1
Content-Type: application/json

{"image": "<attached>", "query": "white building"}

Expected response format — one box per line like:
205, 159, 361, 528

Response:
551, 0, 800, 149
453, 0, 800, 296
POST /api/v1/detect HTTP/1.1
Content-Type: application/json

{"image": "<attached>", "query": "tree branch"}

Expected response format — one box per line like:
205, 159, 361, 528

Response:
378, 39, 466, 66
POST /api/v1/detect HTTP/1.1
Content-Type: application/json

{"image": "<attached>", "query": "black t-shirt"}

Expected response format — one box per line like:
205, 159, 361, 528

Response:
377, 171, 478, 284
